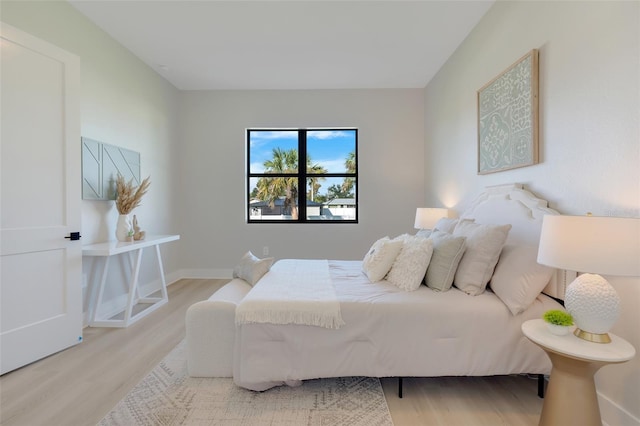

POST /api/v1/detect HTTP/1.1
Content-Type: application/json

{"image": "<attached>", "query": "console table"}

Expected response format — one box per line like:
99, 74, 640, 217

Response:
83, 234, 180, 327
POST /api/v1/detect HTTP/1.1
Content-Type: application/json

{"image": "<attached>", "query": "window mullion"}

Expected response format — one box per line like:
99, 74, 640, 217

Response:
298, 129, 307, 222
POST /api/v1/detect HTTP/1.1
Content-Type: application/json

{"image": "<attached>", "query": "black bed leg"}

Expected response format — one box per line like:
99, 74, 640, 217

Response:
398, 377, 403, 398
537, 374, 545, 398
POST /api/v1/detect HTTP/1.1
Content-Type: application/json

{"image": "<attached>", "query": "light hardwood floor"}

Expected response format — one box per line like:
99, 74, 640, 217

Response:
1, 279, 543, 426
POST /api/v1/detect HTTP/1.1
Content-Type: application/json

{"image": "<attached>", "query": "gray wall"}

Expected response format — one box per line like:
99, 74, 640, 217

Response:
1, 1, 181, 319
424, 2, 639, 423
3, 1, 638, 422
176, 89, 425, 277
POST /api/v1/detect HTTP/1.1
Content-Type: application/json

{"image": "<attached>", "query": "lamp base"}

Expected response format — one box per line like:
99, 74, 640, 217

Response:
574, 328, 611, 344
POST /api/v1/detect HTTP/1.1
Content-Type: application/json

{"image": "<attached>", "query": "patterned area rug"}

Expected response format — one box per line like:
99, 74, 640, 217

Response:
99, 340, 394, 426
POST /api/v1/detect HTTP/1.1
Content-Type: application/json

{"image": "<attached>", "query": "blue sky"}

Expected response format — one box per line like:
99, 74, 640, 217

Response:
249, 129, 355, 174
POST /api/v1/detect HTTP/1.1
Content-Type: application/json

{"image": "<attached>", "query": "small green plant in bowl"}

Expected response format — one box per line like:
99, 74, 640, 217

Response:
543, 310, 573, 335
543, 310, 573, 326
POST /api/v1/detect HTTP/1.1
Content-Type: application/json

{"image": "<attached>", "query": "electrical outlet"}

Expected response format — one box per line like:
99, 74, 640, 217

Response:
263, 246, 269, 256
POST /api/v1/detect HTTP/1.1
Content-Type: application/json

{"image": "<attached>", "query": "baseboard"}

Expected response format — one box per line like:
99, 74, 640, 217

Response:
599, 391, 640, 426
172, 268, 233, 279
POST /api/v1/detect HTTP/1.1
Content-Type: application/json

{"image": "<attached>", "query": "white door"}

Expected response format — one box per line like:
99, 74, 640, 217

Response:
1, 23, 82, 374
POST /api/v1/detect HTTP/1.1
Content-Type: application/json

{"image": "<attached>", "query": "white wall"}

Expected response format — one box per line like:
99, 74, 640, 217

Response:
176, 89, 425, 276
424, 1, 639, 424
1, 1, 182, 320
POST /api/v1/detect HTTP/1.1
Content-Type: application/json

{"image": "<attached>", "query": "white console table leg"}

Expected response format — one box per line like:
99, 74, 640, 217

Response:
84, 235, 179, 328
90, 256, 111, 325
122, 248, 143, 325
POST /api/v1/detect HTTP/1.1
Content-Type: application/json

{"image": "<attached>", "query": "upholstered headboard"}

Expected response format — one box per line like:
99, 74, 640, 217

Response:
460, 183, 571, 300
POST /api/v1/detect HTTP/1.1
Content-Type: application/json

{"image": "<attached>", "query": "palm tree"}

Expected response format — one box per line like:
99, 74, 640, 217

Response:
307, 156, 328, 201
255, 148, 299, 219
341, 151, 356, 195
327, 184, 351, 199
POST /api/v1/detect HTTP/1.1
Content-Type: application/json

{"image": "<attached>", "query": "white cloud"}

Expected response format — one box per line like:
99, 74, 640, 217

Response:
307, 130, 350, 140
315, 158, 346, 173
249, 130, 298, 147
250, 161, 265, 173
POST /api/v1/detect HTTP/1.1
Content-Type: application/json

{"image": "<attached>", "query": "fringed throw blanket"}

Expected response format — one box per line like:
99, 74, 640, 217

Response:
236, 259, 345, 329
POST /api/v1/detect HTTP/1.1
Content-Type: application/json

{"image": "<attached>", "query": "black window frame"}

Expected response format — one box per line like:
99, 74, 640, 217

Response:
247, 128, 358, 224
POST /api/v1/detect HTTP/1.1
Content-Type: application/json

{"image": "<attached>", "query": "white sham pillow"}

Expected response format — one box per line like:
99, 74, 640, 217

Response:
490, 245, 555, 315
362, 237, 403, 282
232, 251, 275, 286
433, 217, 460, 234
415, 229, 432, 239
452, 220, 512, 295
386, 234, 434, 291
425, 230, 467, 292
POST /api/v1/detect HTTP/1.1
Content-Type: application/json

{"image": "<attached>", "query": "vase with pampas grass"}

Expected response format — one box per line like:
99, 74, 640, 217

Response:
115, 174, 150, 242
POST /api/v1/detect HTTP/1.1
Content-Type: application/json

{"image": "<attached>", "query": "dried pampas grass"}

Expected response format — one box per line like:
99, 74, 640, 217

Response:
115, 175, 151, 215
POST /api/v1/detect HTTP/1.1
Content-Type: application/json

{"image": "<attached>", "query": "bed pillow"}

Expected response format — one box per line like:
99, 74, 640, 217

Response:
452, 220, 512, 295
415, 229, 432, 239
362, 237, 403, 282
490, 245, 555, 315
432, 217, 460, 234
425, 230, 467, 292
232, 251, 275, 286
386, 234, 434, 291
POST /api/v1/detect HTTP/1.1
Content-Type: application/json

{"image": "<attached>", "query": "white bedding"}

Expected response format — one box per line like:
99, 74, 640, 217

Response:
236, 259, 344, 329
233, 260, 562, 391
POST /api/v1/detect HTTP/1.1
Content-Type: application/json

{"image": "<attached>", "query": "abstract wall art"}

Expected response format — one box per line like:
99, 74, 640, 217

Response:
82, 137, 141, 200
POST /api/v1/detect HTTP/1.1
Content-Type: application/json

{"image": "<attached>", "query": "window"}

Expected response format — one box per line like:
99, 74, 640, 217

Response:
247, 128, 357, 223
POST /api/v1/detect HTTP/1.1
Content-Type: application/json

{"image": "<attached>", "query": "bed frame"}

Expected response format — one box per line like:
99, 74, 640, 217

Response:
186, 183, 568, 398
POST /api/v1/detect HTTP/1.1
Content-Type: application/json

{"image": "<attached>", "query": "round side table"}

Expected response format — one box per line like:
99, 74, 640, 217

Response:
522, 319, 635, 426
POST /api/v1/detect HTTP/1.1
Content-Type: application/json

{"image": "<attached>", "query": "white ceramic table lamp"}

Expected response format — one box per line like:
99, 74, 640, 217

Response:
414, 208, 452, 230
537, 215, 640, 343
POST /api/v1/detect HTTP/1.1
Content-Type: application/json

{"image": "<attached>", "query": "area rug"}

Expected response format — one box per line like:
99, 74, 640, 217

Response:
98, 340, 394, 426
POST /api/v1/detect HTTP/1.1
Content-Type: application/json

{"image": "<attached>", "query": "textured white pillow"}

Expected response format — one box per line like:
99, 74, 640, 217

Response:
362, 237, 403, 282
386, 234, 434, 291
490, 245, 555, 315
425, 230, 467, 292
232, 251, 275, 286
452, 220, 512, 295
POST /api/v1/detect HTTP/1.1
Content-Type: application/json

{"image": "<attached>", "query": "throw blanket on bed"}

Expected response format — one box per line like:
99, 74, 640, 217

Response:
235, 259, 345, 329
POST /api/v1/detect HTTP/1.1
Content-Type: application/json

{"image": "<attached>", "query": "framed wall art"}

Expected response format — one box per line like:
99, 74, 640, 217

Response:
82, 137, 141, 200
477, 49, 539, 174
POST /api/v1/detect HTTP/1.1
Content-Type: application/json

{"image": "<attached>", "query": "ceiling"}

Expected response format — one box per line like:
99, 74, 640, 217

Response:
68, 0, 494, 91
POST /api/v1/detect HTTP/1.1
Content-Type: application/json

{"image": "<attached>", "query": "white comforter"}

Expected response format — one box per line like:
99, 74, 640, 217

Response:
233, 260, 561, 391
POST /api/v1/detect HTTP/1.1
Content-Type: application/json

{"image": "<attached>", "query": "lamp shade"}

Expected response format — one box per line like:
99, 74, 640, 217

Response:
537, 215, 640, 276
537, 214, 639, 343
414, 208, 452, 230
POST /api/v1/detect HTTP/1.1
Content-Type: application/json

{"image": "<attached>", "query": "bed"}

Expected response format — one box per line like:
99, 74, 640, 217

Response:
186, 184, 568, 394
